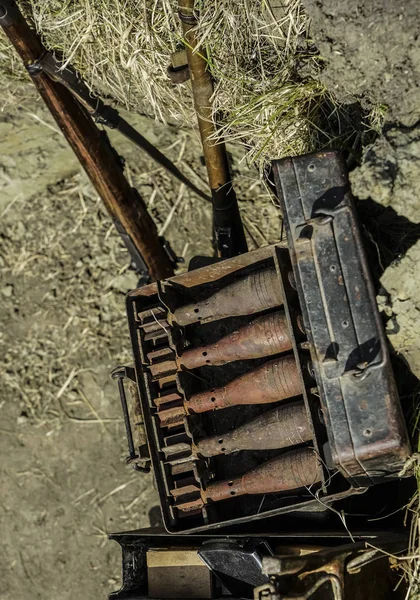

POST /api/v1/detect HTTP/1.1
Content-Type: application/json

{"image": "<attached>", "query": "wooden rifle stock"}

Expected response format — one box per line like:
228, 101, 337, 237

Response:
0, 0, 173, 281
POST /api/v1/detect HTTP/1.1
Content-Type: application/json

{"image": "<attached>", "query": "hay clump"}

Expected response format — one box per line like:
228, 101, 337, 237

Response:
398, 406, 420, 600
0, 0, 381, 166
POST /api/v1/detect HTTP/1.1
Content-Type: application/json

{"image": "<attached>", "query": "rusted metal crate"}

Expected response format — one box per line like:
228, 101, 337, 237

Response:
120, 150, 410, 534
124, 249, 353, 532
272, 151, 411, 486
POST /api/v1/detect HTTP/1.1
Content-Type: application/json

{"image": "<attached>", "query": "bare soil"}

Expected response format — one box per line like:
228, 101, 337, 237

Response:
303, 0, 420, 223
303, 0, 420, 127
351, 124, 420, 224
379, 239, 420, 379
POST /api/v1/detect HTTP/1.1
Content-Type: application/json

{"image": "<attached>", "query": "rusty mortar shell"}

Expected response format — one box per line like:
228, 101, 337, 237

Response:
202, 447, 321, 504
169, 267, 283, 326
157, 353, 303, 427
172, 447, 320, 512
195, 401, 311, 458
150, 310, 292, 378
185, 354, 302, 415
181, 310, 292, 369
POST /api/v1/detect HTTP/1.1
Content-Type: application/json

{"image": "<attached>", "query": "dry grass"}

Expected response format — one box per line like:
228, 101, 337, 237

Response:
0, 0, 383, 168
405, 475, 420, 599
398, 400, 420, 599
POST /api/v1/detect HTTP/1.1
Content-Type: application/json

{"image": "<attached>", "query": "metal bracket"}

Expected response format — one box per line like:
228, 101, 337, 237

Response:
168, 50, 190, 85
178, 9, 197, 25
167, 63, 190, 85
111, 365, 150, 473
113, 218, 152, 284
254, 575, 343, 600
26, 50, 211, 203
159, 236, 184, 269
214, 225, 233, 257
26, 50, 120, 127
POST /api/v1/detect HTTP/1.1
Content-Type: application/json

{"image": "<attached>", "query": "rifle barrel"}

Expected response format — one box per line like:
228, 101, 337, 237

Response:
179, 0, 248, 258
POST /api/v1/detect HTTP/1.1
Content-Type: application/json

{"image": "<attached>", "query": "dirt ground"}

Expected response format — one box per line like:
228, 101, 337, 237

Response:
0, 99, 279, 600
303, 0, 420, 223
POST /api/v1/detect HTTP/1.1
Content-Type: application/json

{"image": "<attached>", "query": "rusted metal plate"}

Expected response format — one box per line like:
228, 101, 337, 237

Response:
147, 549, 213, 599
272, 150, 411, 485
128, 245, 281, 298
